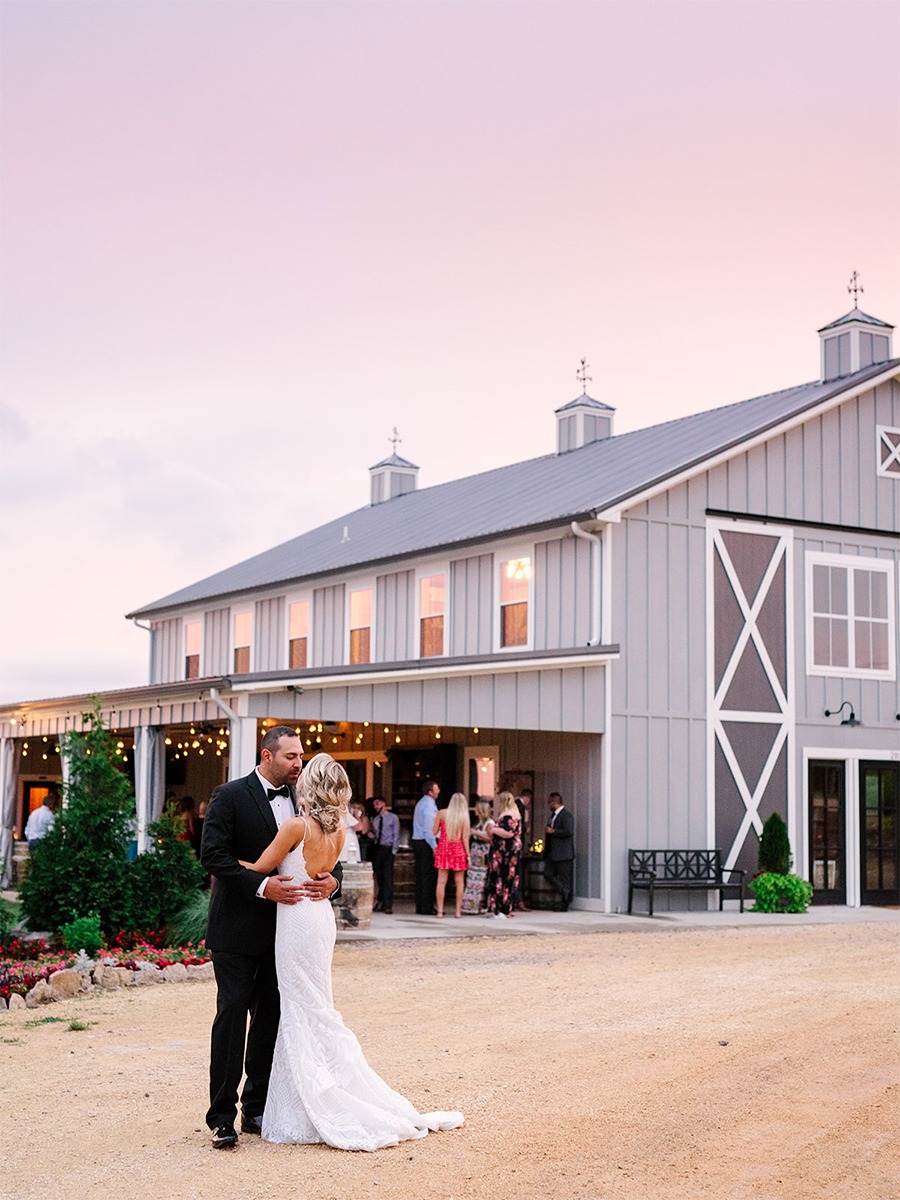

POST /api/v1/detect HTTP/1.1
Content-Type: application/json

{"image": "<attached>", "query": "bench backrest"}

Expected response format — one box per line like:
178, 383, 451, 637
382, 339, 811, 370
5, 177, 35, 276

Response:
629, 849, 723, 881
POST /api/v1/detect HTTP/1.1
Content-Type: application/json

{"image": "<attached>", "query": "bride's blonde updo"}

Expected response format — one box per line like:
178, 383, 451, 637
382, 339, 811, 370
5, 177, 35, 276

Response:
298, 752, 352, 834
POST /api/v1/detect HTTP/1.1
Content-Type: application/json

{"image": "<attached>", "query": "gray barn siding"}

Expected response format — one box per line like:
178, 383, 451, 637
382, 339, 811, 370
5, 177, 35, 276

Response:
608, 379, 899, 911
254, 597, 285, 673
248, 666, 606, 733
203, 608, 230, 676
533, 533, 592, 650
449, 554, 493, 656
312, 583, 346, 668
150, 618, 181, 684
376, 570, 415, 662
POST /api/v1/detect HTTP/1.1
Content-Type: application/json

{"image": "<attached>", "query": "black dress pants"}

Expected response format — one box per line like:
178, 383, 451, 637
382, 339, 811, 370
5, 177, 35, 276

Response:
544, 859, 574, 909
372, 843, 395, 909
207, 948, 280, 1128
412, 838, 437, 914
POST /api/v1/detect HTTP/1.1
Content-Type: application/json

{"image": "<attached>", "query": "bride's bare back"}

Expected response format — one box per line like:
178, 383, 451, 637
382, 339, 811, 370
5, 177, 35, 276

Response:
240, 813, 346, 879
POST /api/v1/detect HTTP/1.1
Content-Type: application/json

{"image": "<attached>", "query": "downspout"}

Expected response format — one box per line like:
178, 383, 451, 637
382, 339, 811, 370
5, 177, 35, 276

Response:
570, 521, 603, 646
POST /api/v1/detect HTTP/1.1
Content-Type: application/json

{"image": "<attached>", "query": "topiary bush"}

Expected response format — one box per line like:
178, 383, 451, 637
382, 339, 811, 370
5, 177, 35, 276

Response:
128, 813, 204, 932
20, 703, 135, 938
750, 872, 813, 913
758, 812, 793, 876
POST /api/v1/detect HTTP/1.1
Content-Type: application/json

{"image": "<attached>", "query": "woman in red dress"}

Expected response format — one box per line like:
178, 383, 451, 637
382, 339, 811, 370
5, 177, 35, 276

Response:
432, 792, 471, 919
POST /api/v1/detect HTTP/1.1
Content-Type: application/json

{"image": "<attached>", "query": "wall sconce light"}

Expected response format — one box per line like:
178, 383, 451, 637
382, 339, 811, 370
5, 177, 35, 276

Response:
824, 701, 860, 727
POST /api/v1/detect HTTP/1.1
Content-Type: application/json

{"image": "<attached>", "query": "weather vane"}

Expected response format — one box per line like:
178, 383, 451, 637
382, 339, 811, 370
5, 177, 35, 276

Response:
389, 426, 402, 454
576, 357, 592, 393
847, 271, 863, 309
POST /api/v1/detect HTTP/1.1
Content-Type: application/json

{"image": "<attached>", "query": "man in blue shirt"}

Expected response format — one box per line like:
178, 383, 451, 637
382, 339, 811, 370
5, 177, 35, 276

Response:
411, 780, 440, 915
370, 796, 401, 913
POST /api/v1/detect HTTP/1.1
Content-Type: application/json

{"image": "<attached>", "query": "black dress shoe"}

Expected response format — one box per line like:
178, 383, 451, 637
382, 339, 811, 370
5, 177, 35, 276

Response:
382, 907, 393, 914
212, 1123, 238, 1149
240, 1114, 263, 1135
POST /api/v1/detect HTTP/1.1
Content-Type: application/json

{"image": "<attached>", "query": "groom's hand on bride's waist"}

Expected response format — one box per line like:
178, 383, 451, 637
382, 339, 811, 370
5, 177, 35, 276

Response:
264, 875, 306, 904
296, 872, 339, 901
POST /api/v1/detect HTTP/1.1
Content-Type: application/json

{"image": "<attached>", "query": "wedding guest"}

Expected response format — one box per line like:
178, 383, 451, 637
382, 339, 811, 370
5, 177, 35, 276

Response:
412, 780, 440, 915
513, 788, 533, 911
24, 792, 56, 849
350, 800, 371, 861
482, 792, 521, 919
370, 796, 400, 913
544, 792, 575, 911
432, 792, 470, 919
461, 800, 494, 914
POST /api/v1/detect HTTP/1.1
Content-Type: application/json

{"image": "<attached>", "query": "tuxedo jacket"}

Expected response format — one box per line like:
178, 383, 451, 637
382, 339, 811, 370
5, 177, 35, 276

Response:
546, 807, 575, 862
200, 771, 343, 955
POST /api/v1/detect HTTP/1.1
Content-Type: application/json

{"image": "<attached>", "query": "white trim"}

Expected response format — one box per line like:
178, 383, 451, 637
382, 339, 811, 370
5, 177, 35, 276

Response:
414, 563, 449, 660
801, 747, 900, 907
596, 363, 900, 523
804, 551, 896, 681
876, 425, 900, 479
494, 544, 534, 654
230, 650, 616, 692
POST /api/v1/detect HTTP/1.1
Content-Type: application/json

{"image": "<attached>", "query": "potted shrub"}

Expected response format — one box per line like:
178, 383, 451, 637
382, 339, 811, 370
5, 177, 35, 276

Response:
749, 813, 813, 913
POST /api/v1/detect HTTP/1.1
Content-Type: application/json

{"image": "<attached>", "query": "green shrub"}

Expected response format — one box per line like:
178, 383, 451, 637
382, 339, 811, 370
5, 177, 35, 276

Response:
750, 872, 813, 913
60, 911, 104, 956
128, 814, 204, 933
167, 889, 210, 948
758, 812, 792, 876
19, 703, 135, 937
0, 897, 19, 948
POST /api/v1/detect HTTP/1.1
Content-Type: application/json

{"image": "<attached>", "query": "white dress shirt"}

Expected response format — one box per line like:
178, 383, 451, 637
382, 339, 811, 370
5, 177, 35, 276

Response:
255, 769, 295, 898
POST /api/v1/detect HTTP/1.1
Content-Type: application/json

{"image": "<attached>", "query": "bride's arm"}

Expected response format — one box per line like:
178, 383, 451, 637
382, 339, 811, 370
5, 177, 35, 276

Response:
239, 816, 306, 873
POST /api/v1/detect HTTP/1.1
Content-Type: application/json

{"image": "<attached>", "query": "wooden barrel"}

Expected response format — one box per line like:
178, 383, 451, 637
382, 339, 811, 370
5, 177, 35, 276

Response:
525, 857, 559, 910
331, 861, 374, 930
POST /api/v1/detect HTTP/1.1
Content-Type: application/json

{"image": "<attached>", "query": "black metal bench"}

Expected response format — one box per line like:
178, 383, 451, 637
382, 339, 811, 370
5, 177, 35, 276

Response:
627, 849, 745, 916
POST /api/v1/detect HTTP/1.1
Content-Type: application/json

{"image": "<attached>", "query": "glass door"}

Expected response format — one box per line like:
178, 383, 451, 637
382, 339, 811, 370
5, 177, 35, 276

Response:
860, 762, 900, 906
808, 761, 846, 904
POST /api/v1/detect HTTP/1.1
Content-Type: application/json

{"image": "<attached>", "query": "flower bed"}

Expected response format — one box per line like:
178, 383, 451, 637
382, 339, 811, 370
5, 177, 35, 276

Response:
0, 933, 210, 1002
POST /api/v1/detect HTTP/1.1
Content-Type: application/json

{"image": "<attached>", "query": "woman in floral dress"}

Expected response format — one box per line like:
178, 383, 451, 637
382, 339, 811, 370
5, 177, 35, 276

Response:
482, 793, 522, 919
461, 800, 495, 915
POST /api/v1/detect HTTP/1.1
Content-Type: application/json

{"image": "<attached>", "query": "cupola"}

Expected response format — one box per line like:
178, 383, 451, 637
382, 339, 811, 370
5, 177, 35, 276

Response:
555, 392, 615, 453
818, 275, 894, 381
369, 429, 418, 504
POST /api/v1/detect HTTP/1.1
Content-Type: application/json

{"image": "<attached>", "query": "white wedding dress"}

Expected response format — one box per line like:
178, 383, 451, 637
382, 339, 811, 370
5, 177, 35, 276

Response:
262, 840, 464, 1151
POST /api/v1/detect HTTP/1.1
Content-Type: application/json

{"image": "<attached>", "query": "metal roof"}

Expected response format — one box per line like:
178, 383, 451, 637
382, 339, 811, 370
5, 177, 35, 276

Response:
555, 392, 616, 413
370, 452, 419, 469
818, 308, 894, 332
130, 358, 899, 617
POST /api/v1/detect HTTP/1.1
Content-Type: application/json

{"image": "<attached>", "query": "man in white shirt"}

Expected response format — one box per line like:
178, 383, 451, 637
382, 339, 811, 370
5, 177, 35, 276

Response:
24, 794, 56, 848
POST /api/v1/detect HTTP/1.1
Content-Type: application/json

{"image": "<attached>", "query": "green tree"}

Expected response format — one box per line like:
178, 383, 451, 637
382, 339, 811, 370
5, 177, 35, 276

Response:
130, 813, 203, 933
757, 812, 792, 876
20, 703, 135, 937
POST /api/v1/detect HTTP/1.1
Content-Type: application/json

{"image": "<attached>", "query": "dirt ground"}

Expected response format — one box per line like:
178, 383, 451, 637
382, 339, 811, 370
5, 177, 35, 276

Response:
2, 921, 898, 1200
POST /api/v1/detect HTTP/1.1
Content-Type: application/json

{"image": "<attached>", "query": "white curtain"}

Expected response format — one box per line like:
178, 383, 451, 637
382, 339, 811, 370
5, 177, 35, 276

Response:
134, 727, 165, 854
0, 738, 18, 887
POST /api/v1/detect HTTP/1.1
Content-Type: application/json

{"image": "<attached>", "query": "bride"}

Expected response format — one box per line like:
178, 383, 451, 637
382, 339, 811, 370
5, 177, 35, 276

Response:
240, 752, 463, 1151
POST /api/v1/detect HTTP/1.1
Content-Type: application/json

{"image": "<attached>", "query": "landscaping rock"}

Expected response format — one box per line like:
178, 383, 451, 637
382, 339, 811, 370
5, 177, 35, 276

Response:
0, 996, 7, 1010
185, 962, 214, 980
49, 969, 82, 1000
160, 963, 188, 983
8, 993, 25, 1010
25, 979, 51, 1007
130, 962, 162, 986
94, 964, 132, 990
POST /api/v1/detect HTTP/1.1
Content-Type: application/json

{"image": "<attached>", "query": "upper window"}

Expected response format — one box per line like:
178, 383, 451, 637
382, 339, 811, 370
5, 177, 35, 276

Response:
288, 600, 310, 670
184, 620, 201, 680
876, 427, 900, 480
349, 587, 373, 665
419, 573, 445, 657
807, 553, 895, 680
499, 555, 531, 649
233, 610, 253, 673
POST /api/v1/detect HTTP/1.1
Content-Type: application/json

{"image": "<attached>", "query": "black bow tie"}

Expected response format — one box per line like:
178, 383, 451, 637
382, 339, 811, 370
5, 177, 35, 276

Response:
266, 785, 290, 800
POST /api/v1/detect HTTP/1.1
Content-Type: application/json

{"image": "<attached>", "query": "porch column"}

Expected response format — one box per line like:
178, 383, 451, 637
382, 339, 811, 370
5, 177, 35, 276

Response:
228, 718, 259, 780
0, 736, 16, 888
134, 727, 165, 854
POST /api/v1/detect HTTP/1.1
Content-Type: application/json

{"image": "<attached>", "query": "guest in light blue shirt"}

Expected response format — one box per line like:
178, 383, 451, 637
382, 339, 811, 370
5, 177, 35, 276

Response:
411, 780, 440, 914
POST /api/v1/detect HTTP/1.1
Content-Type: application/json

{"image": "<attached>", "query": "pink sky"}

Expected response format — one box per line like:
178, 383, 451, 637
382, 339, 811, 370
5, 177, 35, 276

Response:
1, 0, 898, 702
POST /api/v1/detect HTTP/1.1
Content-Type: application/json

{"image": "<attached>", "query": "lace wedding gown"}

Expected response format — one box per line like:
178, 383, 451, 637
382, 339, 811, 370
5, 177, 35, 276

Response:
262, 841, 464, 1151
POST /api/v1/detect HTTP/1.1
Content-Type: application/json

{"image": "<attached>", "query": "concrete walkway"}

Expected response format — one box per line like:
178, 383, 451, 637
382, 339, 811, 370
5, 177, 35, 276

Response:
336, 901, 899, 941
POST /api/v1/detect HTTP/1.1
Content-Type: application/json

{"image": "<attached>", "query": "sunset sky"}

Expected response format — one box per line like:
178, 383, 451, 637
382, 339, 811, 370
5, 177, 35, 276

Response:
1, 0, 898, 703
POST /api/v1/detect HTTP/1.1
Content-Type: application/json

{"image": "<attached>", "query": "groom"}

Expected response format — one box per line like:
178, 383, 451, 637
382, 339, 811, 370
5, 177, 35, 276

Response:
200, 725, 343, 1149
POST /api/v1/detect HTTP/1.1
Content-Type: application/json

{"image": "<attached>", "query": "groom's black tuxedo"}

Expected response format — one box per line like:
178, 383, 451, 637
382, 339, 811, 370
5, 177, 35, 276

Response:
200, 770, 343, 1130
